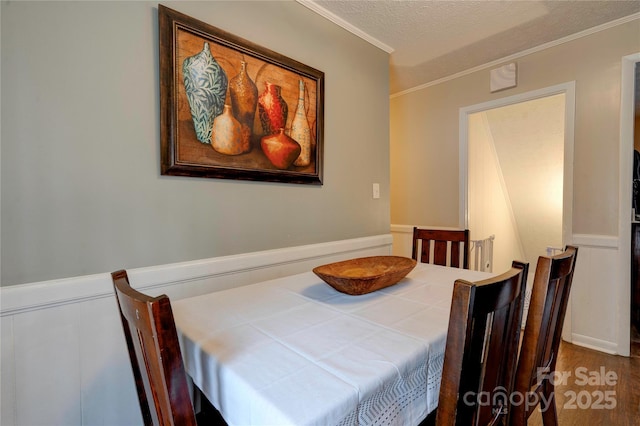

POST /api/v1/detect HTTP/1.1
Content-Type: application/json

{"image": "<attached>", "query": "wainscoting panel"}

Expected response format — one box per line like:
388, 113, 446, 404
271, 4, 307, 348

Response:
569, 234, 620, 354
13, 304, 83, 425
79, 296, 140, 425
391, 224, 414, 257
1, 314, 16, 426
0, 235, 392, 426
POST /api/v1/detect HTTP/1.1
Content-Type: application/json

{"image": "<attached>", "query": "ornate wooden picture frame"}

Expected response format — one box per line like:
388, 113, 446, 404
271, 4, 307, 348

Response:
159, 5, 324, 184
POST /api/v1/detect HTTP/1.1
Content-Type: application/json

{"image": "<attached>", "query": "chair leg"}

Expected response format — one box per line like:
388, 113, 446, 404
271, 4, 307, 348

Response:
418, 409, 436, 426
540, 380, 558, 426
196, 396, 227, 425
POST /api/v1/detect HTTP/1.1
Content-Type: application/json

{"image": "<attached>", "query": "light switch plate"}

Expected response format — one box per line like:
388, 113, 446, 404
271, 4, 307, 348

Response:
372, 183, 380, 199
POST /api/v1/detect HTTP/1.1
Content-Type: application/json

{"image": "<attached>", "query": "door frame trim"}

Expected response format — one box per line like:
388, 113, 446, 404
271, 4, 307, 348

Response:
617, 53, 639, 357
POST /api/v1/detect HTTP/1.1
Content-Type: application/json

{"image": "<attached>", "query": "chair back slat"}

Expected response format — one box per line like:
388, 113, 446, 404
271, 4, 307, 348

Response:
511, 246, 578, 426
449, 243, 461, 269
112, 270, 197, 426
412, 228, 470, 269
421, 238, 432, 264
433, 240, 448, 266
436, 260, 528, 426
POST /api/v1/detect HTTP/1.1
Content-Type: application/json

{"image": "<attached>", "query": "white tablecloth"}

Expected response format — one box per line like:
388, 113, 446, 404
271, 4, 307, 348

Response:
173, 263, 492, 426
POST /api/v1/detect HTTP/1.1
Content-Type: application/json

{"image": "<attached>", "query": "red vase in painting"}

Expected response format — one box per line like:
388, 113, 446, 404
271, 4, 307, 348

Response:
258, 82, 288, 135
261, 128, 301, 170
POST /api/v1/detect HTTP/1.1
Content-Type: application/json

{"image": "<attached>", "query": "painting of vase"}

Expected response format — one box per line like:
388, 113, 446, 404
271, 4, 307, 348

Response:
160, 5, 324, 184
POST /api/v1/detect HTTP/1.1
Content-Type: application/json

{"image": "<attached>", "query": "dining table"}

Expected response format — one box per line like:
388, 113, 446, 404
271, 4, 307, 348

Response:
172, 261, 494, 426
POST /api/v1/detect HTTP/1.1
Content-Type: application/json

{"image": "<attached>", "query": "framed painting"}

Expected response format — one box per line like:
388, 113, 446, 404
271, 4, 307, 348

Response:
159, 5, 324, 184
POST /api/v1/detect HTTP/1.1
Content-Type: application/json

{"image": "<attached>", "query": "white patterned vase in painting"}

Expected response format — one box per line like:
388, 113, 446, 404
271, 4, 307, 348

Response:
182, 42, 228, 144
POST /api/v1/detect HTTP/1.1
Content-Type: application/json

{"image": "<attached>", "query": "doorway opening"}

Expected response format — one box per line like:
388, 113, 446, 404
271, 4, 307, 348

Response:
459, 82, 575, 340
467, 94, 564, 278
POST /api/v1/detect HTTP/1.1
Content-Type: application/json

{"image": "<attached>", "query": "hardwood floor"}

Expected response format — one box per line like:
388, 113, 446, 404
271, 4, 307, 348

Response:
526, 341, 640, 425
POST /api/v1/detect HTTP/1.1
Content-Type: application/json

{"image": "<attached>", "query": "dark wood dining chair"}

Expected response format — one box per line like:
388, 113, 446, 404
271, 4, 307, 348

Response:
435, 261, 528, 426
112, 269, 225, 426
412, 227, 470, 269
511, 246, 579, 426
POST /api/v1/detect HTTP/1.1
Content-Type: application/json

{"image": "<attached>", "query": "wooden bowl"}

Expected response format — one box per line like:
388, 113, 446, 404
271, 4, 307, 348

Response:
312, 256, 417, 295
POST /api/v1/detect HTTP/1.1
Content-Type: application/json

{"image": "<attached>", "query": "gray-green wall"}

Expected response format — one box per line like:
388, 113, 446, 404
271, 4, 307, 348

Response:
1, 1, 390, 286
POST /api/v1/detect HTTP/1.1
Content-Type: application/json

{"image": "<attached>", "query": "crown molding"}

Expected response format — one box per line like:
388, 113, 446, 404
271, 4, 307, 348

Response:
296, 0, 394, 53
297, 2, 638, 97
391, 13, 640, 98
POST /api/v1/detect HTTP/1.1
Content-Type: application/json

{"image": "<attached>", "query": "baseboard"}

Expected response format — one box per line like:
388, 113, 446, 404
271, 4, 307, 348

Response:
570, 333, 618, 355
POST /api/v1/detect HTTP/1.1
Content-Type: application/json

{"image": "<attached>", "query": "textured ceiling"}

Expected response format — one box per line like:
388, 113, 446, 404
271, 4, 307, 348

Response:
302, 1, 640, 94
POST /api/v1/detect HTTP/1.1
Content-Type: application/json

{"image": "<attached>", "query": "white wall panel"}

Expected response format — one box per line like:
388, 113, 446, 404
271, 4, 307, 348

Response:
13, 305, 82, 425
570, 235, 620, 354
1, 316, 16, 426
79, 297, 141, 425
390, 224, 413, 258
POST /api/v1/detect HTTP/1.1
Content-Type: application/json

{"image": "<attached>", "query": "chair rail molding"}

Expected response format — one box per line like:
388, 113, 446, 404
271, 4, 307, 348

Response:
1, 234, 392, 316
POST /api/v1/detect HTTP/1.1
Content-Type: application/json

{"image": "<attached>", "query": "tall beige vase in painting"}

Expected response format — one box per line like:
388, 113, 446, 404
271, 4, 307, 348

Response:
211, 105, 250, 155
289, 79, 312, 167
